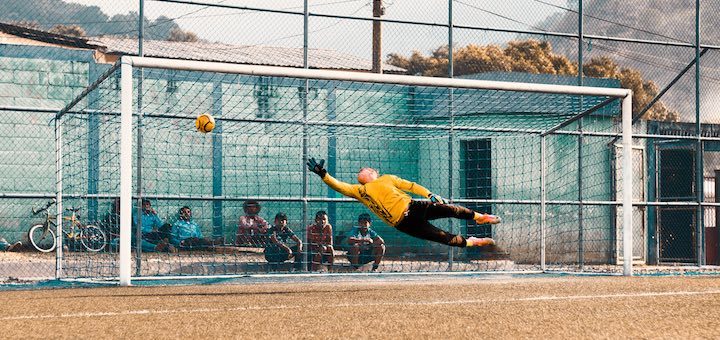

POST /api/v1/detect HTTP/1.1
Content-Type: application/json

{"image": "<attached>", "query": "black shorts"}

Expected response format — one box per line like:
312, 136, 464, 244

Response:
357, 245, 374, 265
264, 245, 301, 263
394, 200, 474, 247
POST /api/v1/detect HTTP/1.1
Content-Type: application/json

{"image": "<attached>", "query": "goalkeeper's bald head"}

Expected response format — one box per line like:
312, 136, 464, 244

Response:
357, 167, 379, 184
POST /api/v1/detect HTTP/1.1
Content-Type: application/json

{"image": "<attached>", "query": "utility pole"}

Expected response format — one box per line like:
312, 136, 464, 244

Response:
372, 0, 384, 73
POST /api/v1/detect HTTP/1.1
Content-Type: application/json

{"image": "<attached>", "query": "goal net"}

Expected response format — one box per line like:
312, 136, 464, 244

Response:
56, 57, 633, 284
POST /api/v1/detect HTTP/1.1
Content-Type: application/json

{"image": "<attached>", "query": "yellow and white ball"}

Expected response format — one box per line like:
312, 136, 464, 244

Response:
195, 113, 215, 133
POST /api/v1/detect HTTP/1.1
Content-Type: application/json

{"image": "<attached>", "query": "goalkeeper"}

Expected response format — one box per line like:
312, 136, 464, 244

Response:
307, 158, 500, 248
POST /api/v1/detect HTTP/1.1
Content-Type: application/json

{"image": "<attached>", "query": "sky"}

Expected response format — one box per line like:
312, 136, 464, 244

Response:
47, 1, 720, 121
63, 0, 569, 57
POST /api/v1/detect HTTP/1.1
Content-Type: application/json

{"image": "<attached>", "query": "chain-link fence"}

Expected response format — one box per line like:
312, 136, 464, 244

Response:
0, 1, 717, 281
51, 57, 629, 281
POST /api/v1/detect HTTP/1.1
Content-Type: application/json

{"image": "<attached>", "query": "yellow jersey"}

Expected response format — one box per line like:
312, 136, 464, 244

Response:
321, 173, 431, 227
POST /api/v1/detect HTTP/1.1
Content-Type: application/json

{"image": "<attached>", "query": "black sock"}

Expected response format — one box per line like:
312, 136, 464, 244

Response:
449, 235, 466, 247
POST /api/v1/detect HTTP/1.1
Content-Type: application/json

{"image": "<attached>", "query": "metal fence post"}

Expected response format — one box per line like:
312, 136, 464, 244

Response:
302, 0, 310, 272
541, 135, 546, 271
577, 0, 585, 270
135, 0, 146, 277
695, 0, 705, 266
447, 0, 455, 270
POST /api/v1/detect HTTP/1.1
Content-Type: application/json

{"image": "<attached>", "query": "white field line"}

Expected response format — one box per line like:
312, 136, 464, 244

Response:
4, 289, 720, 321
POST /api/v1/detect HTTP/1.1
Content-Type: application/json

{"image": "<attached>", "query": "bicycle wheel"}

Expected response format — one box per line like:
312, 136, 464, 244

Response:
80, 225, 107, 252
28, 224, 56, 252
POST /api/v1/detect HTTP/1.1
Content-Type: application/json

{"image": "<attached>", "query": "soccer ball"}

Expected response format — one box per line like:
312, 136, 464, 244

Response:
195, 113, 215, 133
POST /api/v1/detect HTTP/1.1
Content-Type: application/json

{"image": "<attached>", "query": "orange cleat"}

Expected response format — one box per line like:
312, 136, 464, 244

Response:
474, 213, 501, 225
466, 237, 495, 247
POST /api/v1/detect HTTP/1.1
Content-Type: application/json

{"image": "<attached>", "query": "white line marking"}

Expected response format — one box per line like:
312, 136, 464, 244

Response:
4, 289, 720, 321
511, 290, 720, 302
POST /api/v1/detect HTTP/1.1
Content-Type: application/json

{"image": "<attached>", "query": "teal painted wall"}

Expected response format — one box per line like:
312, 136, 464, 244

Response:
0, 45, 99, 244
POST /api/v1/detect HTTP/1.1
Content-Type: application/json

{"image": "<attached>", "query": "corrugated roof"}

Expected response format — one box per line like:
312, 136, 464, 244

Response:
0, 22, 101, 50
0, 22, 405, 73
90, 37, 405, 73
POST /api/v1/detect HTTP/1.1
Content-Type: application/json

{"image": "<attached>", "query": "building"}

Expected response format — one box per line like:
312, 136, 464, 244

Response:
0, 22, 405, 246
0, 22, 644, 266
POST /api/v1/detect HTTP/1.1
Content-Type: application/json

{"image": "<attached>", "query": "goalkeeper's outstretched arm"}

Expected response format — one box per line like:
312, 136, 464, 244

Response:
307, 157, 360, 199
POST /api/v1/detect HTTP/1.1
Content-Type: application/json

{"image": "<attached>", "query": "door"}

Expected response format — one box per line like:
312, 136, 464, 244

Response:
658, 148, 696, 263
461, 139, 493, 258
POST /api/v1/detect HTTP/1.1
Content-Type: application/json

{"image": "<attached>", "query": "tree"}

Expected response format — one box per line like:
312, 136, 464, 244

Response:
453, 44, 512, 75
1, 2, 187, 39
386, 40, 678, 122
388, 39, 577, 77
582, 56, 618, 78
505, 40, 574, 75
167, 27, 199, 42
49, 24, 86, 37
583, 57, 678, 121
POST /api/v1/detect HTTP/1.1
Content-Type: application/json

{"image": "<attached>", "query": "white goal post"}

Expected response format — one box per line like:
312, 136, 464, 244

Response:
117, 56, 633, 286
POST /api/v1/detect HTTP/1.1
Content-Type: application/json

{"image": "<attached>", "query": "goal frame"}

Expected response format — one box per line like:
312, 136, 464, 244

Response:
114, 56, 633, 286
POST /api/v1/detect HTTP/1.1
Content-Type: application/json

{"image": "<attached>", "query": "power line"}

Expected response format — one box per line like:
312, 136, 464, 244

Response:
186, 2, 372, 53
449, 1, 720, 85
531, 0, 688, 44
20, 0, 366, 39
454, 0, 547, 32
17, 0, 720, 83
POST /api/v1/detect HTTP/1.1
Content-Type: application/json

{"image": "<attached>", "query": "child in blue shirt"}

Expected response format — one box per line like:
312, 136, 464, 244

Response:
171, 206, 220, 249
346, 213, 385, 271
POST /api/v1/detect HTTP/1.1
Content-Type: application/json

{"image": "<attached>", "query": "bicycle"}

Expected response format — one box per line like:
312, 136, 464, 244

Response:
28, 200, 108, 252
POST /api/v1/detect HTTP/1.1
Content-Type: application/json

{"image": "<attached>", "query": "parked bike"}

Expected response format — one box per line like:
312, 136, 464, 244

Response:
28, 200, 107, 252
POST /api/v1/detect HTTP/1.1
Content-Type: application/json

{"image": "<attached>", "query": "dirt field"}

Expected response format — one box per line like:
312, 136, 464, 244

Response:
0, 274, 719, 339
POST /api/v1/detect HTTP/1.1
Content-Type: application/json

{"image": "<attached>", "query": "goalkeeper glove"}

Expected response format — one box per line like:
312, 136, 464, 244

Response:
428, 193, 446, 205
307, 157, 327, 177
